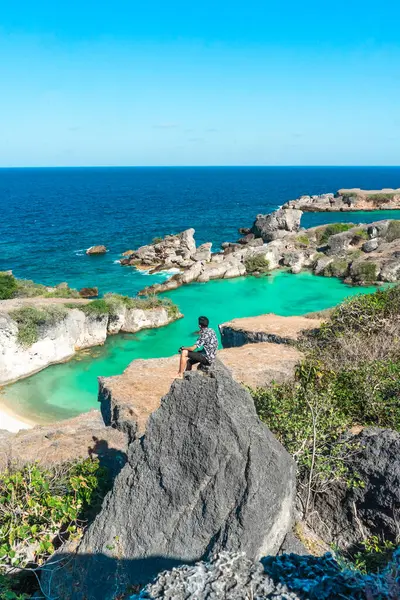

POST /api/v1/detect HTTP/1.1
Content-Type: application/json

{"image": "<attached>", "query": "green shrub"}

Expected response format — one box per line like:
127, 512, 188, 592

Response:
9, 306, 68, 346
0, 458, 110, 572
348, 249, 363, 260
160, 297, 181, 319
8, 278, 80, 299
350, 536, 396, 574
317, 223, 354, 245
296, 234, 310, 247
341, 192, 357, 201
14, 279, 47, 298
68, 294, 181, 321
252, 362, 357, 497
252, 357, 400, 514
0, 273, 17, 300
351, 261, 378, 284
244, 255, 270, 274
253, 285, 400, 517
351, 228, 369, 243
74, 299, 110, 317
366, 193, 396, 204
323, 259, 349, 278
151, 236, 163, 245
0, 574, 29, 600
44, 287, 80, 299
306, 285, 400, 342
386, 220, 400, 242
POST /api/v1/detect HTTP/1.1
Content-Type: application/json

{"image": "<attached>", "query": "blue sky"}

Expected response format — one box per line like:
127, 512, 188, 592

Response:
1, 0, 399, 166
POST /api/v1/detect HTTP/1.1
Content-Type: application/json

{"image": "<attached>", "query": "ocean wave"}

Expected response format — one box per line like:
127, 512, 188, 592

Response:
74, 249, 85, 256
135, 267, 182, 277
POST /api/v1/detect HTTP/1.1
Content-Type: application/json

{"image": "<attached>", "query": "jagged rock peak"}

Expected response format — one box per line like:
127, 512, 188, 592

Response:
44, 361, 296, 599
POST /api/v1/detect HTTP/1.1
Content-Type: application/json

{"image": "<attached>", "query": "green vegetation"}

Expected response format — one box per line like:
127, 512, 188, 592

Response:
295, 234, 310, 247
65, 294, 180, 321
317, 223, 354, 245
151, 236, 163, 245
366, 193, 396, 204
323, 258, 349, 278
0, 273, 18, 300
107, 293, 180, 319
244, 255, 270, 274
351, 261, 378, 284
351, 228, 369, 243
0, 458, 110, 596
252, 285, 400, 519
71, 298, 110, 317
0, 274, 80, 300
340, 192, 357, 201
386, 220, 400, 242
348, 249, 363, 261
9, 306, 68, 346
350, 536, 396, 574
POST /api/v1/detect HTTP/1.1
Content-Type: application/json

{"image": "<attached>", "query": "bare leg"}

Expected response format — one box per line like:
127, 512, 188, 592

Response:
177, 349, 189, 376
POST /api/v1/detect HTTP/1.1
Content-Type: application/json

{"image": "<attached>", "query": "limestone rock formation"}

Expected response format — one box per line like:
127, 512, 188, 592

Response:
252, 208, 302, 242
284, 189, 400, 212
308, 427, 400, 549
133, 549, 400, 600
219, 314, 323, 348
0, 302, 179, 384
122, 209, 400, 293
219, 343, 301, 386
45, 364, 296, 599
134, 552, 302, 600
86, 245, 107, 255
0, 410, 127, 471
121, 229, 197, 269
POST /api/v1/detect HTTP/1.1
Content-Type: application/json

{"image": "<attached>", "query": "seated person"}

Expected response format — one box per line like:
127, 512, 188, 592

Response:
176, 316, 218, 378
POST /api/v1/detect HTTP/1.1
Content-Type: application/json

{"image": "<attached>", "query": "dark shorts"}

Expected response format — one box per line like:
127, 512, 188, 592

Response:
187, 350, 210, 367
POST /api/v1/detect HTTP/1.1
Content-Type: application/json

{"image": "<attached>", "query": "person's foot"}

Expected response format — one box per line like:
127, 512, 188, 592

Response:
174, 373, 184, 379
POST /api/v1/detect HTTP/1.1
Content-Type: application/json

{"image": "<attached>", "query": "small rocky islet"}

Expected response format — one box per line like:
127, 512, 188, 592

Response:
1, 188, 400, 599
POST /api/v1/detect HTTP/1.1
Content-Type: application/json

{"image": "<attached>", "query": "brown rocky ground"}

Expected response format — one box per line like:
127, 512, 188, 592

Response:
0, 410, 127, 471
99, 343, 301, 436
219, 313, 322, 347
0, 297, 89, 312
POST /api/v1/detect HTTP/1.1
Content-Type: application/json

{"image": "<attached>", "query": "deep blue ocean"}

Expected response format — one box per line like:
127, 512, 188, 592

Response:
1, 166, 400, 295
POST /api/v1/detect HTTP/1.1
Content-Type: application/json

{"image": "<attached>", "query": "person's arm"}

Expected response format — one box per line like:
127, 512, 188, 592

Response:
181, 344, 197, 351
181, 331, 204, 352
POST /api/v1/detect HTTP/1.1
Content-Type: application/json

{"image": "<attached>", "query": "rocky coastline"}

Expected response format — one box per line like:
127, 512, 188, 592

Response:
283, 188, 400, 212
0, 294, 181, 385
120, 199, 400, 296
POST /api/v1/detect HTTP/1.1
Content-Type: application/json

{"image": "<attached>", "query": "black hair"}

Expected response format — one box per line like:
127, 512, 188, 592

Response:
198, 316, 209, 328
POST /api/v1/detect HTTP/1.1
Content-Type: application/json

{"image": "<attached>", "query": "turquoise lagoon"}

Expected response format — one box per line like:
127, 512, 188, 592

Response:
0, 271, 376, 425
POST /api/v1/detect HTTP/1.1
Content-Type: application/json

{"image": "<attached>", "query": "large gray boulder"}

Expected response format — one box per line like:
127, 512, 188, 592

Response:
252, 208, 302, 242
308, 428, 400, 549
44, 363, 296, 599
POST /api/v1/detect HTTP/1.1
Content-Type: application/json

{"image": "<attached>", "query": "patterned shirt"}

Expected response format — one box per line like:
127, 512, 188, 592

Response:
195, 327, 218, 363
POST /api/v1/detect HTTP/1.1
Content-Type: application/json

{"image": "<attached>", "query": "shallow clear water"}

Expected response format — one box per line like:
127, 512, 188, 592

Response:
0, 272, 376, 424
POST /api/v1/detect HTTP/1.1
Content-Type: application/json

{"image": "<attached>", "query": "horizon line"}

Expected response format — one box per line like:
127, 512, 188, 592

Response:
1, 165, 400, 170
